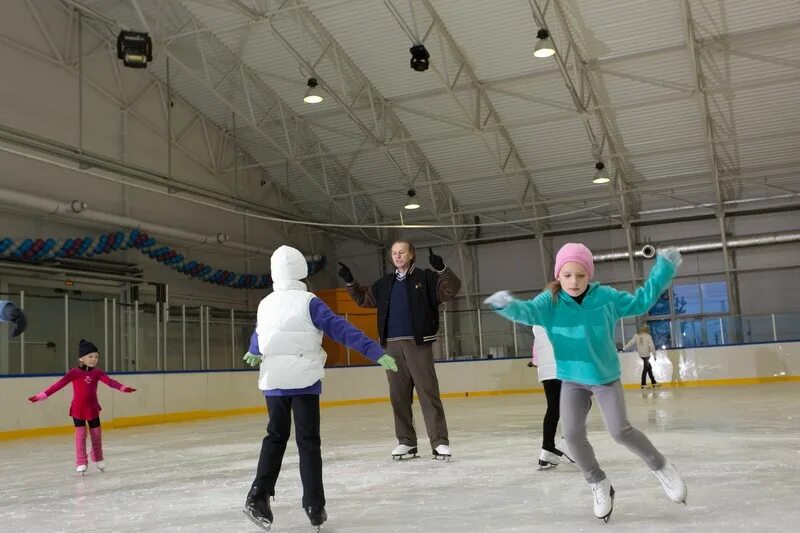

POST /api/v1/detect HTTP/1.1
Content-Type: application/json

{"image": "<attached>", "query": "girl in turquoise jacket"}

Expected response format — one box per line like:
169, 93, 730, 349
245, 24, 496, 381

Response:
486, 243, 687, 522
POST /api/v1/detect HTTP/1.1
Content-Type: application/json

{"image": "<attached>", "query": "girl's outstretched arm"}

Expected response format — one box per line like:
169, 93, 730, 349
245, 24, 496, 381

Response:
98, 370, 136, 393
29, 370, 77, 402
486, 291, 550, 326
608, 250, 681, 319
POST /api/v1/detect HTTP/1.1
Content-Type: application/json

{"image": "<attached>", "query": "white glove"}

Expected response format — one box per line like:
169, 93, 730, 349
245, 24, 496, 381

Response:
659, 247, 683, 269
484, 290, 515, 308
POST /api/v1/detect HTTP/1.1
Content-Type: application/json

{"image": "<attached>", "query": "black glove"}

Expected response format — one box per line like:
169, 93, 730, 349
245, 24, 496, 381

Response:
0, 303, 27, 338
337, 262, 354, 284
428, 247, 445, 271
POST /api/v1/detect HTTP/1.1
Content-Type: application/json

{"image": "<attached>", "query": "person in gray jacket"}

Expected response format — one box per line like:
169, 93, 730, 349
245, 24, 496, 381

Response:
624, 325, 659, 389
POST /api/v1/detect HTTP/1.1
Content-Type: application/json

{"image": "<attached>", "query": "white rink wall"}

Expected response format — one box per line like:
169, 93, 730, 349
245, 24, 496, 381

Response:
1, 341, 798, 435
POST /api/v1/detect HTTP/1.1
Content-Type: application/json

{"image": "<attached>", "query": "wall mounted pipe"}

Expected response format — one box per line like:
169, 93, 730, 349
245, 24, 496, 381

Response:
0, 187, 287, 258
593, 232, 800, 262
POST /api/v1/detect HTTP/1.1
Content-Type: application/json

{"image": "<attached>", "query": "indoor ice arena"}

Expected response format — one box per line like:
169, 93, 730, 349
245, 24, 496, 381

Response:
1, 0, 798, 531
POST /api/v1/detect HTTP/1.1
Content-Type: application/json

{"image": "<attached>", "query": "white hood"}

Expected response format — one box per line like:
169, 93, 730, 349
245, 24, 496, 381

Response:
270, 245, 308, 282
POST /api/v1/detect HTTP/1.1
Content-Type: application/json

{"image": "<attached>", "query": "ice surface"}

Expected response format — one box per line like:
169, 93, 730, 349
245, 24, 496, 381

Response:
2, 383, 799, 532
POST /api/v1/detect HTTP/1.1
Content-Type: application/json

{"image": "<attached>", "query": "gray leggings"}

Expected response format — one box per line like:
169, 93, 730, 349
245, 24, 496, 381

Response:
561, 379, 666, 484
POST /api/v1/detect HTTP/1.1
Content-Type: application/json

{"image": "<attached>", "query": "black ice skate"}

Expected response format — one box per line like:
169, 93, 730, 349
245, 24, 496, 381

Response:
305, 505, 327, 531
391, 444, 419, 460
243, 486, 273, 531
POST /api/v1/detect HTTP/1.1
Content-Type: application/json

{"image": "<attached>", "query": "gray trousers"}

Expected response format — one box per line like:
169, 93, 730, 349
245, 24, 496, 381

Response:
561, 379, 666, 484
385, 339, 449, 449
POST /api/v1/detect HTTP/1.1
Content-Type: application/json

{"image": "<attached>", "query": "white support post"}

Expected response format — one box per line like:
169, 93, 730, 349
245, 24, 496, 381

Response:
19, 290, 25, 374
181, 304, 186, 370
230, 309, 235, 369
771, 314, 777, 341
345, 313, 351, 366
443, 305, 449, 360
64, 294, 69, 372
112, 297, 117, 372
155, 300, 160, 371
205, 306, 211, 370
512, 322, 518, 358
103, 298, 108, 367
199, 306, 204, 370
477, 309, 483, 358
134, 300, 139, 371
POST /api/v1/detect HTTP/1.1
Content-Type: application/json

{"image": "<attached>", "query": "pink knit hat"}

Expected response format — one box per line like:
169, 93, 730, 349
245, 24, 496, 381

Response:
554, 243, 595, 280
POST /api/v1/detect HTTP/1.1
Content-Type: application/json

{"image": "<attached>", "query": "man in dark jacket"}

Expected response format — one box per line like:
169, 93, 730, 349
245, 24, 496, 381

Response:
338, 240, 461, 460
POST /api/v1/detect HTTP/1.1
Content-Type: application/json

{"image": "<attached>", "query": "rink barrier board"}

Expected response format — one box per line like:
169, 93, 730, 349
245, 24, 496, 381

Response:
2, 374, 799, 441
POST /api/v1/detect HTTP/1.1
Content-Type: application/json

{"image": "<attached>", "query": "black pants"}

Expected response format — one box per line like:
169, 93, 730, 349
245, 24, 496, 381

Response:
252, 395, 324, 508
72, 417, 101, 428
541, 379, 562, 453
641, 357, 657, 386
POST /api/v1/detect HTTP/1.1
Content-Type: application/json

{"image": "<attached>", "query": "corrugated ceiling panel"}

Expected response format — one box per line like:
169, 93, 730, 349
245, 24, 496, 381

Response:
614, 98, 706, 154
425, 0, 557, 81
510, 120, 596, 171
689, 0, 800, 36
310, 0, 444, 99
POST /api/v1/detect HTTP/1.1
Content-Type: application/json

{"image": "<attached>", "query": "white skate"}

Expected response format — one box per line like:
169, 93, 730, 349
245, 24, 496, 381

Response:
391, 444, 418, 460
76, 464, 87, 475
537, 449, 561, 470
590, 478, 615, 523
653, 463, 687, 504
432, 444, 451, 461
96, 461, 105, 472
557, 437, 575, 463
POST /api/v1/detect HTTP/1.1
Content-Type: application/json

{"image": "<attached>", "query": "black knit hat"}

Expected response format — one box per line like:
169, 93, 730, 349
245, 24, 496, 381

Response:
78, 339, 98, 357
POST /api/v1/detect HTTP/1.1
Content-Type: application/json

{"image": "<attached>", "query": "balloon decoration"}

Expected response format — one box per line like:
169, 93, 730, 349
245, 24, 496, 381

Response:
0, 229, 325, 289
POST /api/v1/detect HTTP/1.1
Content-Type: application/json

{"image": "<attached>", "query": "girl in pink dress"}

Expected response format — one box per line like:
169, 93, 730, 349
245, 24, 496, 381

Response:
29, 339, 136, 474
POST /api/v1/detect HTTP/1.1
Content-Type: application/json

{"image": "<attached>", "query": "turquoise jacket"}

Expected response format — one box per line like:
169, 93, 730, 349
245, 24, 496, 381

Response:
493, 256, 677, 385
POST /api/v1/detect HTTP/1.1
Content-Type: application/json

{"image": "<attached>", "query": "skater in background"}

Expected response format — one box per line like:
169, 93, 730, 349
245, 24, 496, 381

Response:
529, 325, 575, 470
241, 245, 398, 532
624, 325, 659, 389
0, 299, 27, 337
28, 339, 136, 474
338, 241, 460, 461
486, 243, 687, 522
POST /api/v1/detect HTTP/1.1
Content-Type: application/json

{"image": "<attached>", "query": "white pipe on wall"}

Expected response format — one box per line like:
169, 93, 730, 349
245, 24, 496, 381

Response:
0, 187, 276, 256
593, 232, 800, 262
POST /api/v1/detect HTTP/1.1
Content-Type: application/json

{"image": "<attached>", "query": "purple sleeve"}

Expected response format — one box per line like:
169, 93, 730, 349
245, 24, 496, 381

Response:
309, 298, 385, 362
249, 331, 261, 355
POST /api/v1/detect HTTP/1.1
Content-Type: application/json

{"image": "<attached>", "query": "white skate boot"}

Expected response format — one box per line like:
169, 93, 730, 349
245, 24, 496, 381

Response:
538, 449, 561, 470
432, 444, 451, 461
590, 478, 615, 522
557, 436, 575, 463
76, 464, 87, 475
653, 463, 687, 504
391, 444, 418, 460
96, 461, 105, 472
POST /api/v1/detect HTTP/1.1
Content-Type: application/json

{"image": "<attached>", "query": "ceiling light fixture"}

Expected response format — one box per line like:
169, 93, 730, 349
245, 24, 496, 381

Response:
409, 44, 430, 72
303, 78, 323, 104
533, 29, 555, 58
592, 161, 610, 184
116, 30, 153, 68
404, 189, 420, 209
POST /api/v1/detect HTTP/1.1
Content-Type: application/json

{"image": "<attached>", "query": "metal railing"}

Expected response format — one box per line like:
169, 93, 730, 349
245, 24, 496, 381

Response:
1, 289, 798, 375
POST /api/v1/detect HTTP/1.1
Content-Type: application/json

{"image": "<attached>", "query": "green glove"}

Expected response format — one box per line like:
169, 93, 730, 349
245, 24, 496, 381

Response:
243, 352, 261, 367
377, 354, 398, 372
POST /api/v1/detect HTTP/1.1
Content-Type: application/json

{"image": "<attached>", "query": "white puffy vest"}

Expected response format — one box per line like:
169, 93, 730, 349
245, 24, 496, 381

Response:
256, 282, 327, 391
532, 325, 557, 382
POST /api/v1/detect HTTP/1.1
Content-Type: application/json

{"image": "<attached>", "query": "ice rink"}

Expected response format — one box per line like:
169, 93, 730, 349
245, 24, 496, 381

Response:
2, 382, 799, 532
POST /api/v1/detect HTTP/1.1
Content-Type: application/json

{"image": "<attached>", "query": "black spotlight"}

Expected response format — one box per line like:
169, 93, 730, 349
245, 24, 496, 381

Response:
409, 44, 430, 72
116, 30, 153, 69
